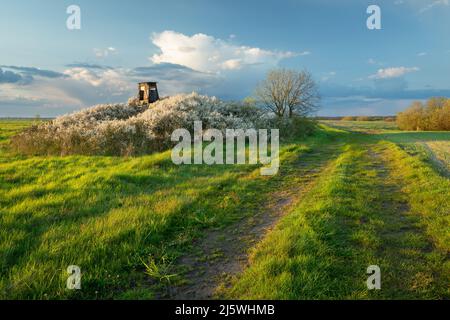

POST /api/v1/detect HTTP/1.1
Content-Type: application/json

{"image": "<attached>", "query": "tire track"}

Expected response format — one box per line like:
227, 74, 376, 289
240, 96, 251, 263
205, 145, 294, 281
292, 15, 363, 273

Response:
167, 143, 344, 299
365, 145, 446, 298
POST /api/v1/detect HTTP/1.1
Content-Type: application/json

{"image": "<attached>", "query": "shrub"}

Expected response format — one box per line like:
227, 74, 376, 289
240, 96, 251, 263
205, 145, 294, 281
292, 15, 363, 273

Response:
341, 116, 356, 121
136, 93, 264, 141
12, 92, 319, 156
127, 97, 140, 107
356, 116, 370, 121
10, 118, 158, 156
52, 103, 147, 126
267, 116, 317, 141
11, 93, 267, 156
397, 98, 450, 131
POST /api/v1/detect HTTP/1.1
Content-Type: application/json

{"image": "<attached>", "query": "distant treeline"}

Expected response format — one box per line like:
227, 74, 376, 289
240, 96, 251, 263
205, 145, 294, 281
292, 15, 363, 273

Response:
397, 97, 450, 131
315, 116, 396, 121
0, 117, 54, 120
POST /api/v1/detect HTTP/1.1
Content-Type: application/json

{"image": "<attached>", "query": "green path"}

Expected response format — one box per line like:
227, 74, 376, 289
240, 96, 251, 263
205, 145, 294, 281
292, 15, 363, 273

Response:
225, 136, 449, 299
170, 139, 346, 299
371, 143, 449, 298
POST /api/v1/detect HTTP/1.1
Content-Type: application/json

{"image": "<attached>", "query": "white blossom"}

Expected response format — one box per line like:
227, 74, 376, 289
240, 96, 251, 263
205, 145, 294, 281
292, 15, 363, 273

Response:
13, 92, 265, 156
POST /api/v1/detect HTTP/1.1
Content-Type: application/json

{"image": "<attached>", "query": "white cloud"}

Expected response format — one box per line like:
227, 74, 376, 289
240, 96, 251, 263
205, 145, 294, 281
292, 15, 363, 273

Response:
0, 80, 84, 110
417, 52, 427, 56
1, 62, 225, 116
419, 0, 449, 13
321, 71, 336, 82
64, 67, 102, 86
369, 67, 419, 79
94, 47, 117, 58
0, 31, 303, 116
367, 58, 384, 66
63, 67, 130, 95
150, 30, 298, 73
0, 65, 138, 116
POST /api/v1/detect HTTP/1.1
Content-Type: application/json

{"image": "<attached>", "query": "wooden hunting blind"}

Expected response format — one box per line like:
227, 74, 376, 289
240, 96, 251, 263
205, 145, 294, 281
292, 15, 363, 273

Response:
138, 82, 159, 104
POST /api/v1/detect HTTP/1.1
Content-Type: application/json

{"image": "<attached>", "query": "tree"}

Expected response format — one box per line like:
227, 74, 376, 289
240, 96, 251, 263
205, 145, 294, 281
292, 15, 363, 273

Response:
254, 68, 320, 118
396, 98, 450, 131
397, 101, 424, 131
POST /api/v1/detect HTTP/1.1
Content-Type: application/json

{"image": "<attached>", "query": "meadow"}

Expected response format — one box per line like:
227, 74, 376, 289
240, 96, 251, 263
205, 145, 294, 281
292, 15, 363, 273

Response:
0, 119, 449, 299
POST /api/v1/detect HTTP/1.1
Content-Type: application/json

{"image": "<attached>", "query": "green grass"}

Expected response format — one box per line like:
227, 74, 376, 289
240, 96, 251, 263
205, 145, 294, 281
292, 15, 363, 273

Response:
321, 120, 399, 133
323, 120, 450, 175
426, 141, 450, 171
0, 119, 340, 299
0, 119, 42, 151
225, 137, 449, 299
1, 119, 448, 300
378, 132, 450, 177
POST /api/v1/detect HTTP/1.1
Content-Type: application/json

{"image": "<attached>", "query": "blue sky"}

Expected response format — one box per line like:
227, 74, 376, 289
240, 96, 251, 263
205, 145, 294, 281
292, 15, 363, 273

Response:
1, 0, 449, 116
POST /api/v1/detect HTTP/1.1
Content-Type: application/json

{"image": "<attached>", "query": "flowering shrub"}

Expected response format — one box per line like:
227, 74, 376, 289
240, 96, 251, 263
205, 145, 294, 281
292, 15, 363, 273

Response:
136, 93, 265, 142
12, 92, 266, 156
51, 103, 147, 126
11, 117, 156, 156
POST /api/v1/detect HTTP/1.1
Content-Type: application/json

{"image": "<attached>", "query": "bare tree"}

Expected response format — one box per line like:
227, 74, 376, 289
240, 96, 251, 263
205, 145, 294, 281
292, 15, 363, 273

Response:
254, 68, 320, 118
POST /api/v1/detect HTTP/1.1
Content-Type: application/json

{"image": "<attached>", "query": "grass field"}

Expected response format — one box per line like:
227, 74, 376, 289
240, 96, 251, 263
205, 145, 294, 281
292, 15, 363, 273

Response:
321, 120, 399, 133
0, 120, 40, 151
0, 119, 449, 299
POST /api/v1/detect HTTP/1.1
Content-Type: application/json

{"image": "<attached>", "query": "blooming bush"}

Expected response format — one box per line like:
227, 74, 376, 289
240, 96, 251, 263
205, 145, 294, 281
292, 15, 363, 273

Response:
11, 117, 156, 156
51, 103, 147, 126
12, 92, 266, 156
136, 93, 265, 142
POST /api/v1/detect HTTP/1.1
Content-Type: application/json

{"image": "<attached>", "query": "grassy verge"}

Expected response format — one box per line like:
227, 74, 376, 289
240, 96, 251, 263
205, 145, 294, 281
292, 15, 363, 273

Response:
425, 141, 450, 171
381, 141, 450, 253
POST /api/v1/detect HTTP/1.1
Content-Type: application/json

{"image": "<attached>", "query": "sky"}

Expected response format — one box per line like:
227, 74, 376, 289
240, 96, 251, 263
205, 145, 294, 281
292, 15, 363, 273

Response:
0, 0, 449, 117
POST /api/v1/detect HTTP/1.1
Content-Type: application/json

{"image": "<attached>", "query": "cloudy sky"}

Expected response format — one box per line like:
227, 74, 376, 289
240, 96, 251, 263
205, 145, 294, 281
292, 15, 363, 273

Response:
1, 0, 449, 117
